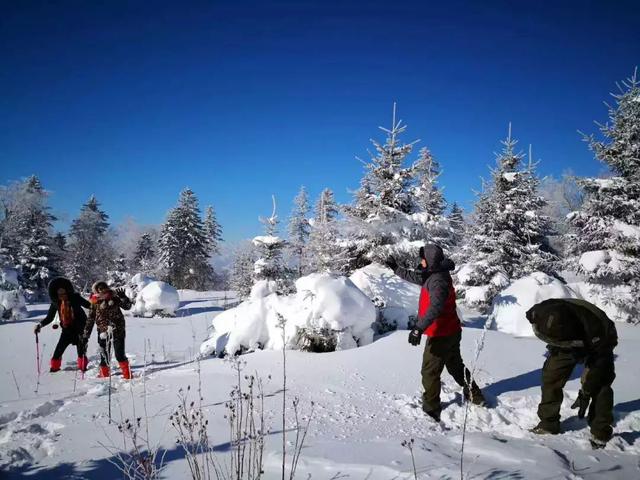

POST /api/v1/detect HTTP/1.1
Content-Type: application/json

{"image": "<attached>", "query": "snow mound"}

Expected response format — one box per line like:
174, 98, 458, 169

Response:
488, 272, 579, 337
200, 273, 375, 356
125, 273, 156, 301
349, 263, 419, 330
0, 289, 27, 321
0, 267, 27, 321
579, 249, 630, 274
132, 281, 180, 317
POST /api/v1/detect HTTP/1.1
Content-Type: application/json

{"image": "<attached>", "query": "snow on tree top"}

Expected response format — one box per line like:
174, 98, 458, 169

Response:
252, 235, 284, 246
502, 172, 519, 182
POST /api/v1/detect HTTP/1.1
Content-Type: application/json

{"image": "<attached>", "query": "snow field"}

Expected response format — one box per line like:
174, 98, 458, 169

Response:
0, 292, 639, 479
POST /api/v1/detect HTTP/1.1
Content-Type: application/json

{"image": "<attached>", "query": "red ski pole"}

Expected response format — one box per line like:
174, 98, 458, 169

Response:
35, 332, 41, 376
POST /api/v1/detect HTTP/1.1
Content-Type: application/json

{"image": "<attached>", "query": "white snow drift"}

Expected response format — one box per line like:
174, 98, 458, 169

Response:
349, 263, 419, 329
200, 272, 375, 356
126, 273, 180, 317
488, 272, 580, 337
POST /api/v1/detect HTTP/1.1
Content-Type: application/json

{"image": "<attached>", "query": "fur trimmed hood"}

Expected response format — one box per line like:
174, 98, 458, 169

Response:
48, 277, 75, 302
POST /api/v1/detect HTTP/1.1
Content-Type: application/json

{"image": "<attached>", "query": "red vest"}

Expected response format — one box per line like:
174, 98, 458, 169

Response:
417, 281, 462, 337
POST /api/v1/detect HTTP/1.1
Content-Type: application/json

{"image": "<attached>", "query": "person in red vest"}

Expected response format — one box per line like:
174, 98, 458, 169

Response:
386, 244, 486, 421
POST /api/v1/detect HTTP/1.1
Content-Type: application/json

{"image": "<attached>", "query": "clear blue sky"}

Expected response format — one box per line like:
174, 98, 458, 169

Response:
1, 0, 639, 242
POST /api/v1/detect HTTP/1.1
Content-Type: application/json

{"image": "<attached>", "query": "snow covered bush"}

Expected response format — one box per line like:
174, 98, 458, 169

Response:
127, 273, 179, 317
349, 263, 419, 332
488, 272, 579, 337
200, 272, 375, 356
0, 267, 27, 321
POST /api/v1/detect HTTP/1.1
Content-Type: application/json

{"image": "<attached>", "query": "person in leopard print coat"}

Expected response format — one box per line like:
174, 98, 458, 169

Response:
83, 281, 133, 379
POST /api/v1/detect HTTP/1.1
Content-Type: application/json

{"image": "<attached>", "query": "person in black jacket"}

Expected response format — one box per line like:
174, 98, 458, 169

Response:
33, 277, 91, 372
526, 298, 618, 449
386, 244, 485, 421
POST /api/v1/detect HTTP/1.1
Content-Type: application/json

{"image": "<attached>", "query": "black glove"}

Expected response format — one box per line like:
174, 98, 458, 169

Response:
570, 390, 590, 419
385, 256, 398, 271
115, 288, 126, 298
408, 329, 422, 346
34, 323, 42, 334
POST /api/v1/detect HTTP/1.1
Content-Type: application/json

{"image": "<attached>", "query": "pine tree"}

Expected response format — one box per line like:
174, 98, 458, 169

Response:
344, 104, 417, 267
133, 232, 156, 274
0, 176, 58, 298
66, 195, 113, 291
158, 188, 212, 289
287, 186, 311, 277
448, 202, 465, 248
203, 205, 223, 257
308, 188, 345, 273
567, 70, 640, 322
107, 253, 130, 286
17, 177, 58, 296
231, 242, 256, 300
409, 147, 453, 250
458, 127, 555, 310
253, 196, 289, 292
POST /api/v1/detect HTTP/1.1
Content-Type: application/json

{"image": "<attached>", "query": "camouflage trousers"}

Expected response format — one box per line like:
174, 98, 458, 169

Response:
537, 349, 615, 441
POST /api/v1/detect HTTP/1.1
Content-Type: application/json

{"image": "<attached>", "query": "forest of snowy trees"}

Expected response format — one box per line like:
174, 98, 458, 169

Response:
1, 71, 638, 322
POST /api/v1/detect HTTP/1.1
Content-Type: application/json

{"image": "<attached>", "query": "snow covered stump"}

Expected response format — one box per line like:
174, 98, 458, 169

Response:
200, 272, 376, 356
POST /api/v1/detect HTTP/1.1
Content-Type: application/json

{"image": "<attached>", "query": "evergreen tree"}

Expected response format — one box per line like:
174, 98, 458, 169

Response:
308, 188, 345, 273
158, 188, 212, 289
133, 232, 156, 274
17, 177, 58, 296
448, 202, 466, 248
287, 186, 311, 277
0, 176, 58, 297
253, 196, 289, 292
107, 253, 130, 286
231, 242, 256, 300
203, 205, 223, 257
458, 127, 555, 310
567, 71, 640, 321
409, 147, 453, 249
343, 104, 417, 267
66, 195, 113, 291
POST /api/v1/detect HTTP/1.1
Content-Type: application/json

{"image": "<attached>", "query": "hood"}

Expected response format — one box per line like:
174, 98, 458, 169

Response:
92, 281, 110, 293
48, 277, 75, 302
423, 244, 455, 272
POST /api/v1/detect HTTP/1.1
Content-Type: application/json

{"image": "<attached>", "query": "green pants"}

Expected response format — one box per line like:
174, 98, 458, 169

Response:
537, 349, 615, 441
421, 331, 482, 412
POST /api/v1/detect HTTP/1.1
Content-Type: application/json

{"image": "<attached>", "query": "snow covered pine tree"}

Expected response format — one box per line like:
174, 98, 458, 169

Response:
457, 126, 555, 311
66, 196, 114, 292
567, 70, 640, 322
158, 188, 212, 290
253, 196, 290, 293
0, 176, 58, 299
307, 188, 343, 273
287, 186, 311, 278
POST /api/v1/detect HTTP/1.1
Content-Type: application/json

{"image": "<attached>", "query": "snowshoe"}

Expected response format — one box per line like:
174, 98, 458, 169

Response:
590, 437, 607, 450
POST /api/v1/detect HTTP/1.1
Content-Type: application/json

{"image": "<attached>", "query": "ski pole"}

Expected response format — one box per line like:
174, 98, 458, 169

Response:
107, 325, 113, 424
35, 332, 41, 377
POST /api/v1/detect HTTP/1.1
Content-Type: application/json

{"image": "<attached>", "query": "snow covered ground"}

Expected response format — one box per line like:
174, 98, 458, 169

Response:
1, 290, 639, 479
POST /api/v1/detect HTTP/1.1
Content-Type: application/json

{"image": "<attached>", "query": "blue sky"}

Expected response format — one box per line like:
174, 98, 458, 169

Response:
1, 0, 639, 242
